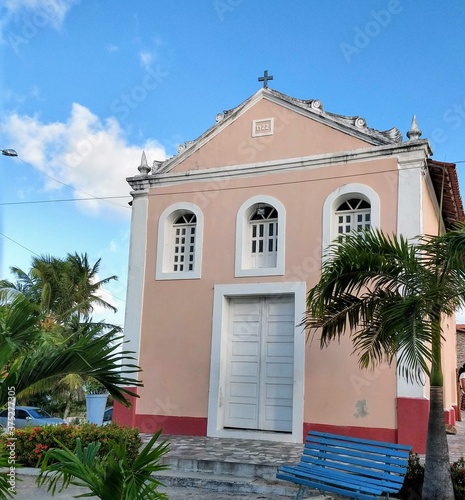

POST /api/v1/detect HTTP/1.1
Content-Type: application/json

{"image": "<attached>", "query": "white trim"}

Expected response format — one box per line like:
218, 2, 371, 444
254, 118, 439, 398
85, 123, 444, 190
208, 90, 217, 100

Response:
397, 161, 423, 241
128, 141, 432, 191
151, 89, 417, 177
155, 202, 203, 280
322, 183, 380, 258
252, 117, 274, 137
235, 195, 285, 277
207, 282, 306, 443
123, 193, 148, 365
396, 156, 427, 399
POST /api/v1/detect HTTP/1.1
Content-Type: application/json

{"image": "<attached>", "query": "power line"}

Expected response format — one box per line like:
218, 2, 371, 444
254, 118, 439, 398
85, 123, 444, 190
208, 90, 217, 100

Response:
0, 196, 131, 206
13, 156, 131, 209
0, 232, 40, 256
0, 231, 126, 305
2, 159, 465, 207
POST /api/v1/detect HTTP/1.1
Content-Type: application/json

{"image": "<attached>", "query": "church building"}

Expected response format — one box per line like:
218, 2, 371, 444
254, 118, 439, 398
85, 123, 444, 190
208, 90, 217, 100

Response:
116, 74, 464, 452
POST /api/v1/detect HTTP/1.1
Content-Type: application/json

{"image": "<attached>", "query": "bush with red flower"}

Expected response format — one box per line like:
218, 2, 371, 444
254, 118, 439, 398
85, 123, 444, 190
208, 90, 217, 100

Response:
0, 423, 141, 467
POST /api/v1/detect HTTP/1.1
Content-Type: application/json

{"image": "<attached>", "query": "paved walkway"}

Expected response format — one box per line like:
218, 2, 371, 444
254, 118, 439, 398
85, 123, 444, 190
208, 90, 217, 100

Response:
12, 419, 465, 499
13, 479, 296, 499
445, 418, 465, 462
145, 431, 304, 469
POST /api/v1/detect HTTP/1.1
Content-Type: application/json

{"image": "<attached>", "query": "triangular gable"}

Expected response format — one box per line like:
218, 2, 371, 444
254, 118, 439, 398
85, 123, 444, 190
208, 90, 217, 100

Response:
158, 88, 402, 174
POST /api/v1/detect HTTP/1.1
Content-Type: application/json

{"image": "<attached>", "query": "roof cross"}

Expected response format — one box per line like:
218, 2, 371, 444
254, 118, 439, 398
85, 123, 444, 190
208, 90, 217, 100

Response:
258, 70, 273, 88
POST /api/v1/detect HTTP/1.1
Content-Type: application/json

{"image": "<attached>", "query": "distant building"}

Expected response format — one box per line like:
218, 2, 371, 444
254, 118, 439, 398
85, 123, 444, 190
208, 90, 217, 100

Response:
117, 85, 464, 453
457, 325, 465, 366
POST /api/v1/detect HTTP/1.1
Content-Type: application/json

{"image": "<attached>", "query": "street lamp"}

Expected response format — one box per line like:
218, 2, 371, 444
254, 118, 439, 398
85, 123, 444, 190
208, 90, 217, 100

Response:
2, 149, 18, 157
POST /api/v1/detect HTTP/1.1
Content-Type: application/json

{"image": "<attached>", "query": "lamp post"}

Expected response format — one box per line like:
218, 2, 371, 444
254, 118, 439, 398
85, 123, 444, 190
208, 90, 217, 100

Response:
2, 149, 18, 157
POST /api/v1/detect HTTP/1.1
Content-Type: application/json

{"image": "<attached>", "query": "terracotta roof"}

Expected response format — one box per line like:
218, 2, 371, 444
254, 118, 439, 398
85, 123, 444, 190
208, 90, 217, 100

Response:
456, 324, 465, 334
427, 159, 465, 228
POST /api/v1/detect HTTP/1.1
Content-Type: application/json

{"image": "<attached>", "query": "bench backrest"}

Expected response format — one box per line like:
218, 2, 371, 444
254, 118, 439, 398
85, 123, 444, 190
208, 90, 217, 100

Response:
301, 431, 412, 492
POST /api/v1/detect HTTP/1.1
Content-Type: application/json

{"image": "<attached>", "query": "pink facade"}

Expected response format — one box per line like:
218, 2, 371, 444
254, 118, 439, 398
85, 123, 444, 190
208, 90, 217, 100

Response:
120, 88, 463, 452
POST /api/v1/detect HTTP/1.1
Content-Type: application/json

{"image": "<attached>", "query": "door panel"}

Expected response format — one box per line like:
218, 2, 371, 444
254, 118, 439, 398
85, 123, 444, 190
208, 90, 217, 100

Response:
224, 296, 294, 432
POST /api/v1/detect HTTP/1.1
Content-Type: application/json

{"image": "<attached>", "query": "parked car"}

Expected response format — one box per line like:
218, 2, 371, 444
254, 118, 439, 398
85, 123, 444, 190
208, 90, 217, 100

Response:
102, 406, 113, 425
0, 406, 69, 429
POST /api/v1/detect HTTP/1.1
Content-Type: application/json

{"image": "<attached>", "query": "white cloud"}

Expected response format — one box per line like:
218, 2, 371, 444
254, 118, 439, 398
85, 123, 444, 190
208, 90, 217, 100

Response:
0, 0, 77, 47
139, 50, 154, 72
107, 43, 119, 53
0, 103, 168, 215
457, 308, 465, 326
2, 0, 76, 27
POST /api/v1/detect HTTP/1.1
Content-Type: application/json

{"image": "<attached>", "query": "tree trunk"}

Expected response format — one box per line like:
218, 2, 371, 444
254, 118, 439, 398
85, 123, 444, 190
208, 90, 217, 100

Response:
63, 392, 72, 420
422, 385, 454, 500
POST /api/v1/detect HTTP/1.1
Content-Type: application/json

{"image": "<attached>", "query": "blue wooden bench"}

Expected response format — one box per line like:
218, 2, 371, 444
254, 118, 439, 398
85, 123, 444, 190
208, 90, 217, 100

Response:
276, 431, 412, 500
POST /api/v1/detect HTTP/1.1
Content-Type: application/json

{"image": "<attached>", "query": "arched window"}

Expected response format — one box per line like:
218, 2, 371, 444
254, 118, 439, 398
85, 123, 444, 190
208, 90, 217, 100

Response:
322, 184, 380, 259
236, 196, 285, 277
156, 203, 203, 280
249, 204, 278, 268
335, 198, 371, 236
172, 213, 197, 272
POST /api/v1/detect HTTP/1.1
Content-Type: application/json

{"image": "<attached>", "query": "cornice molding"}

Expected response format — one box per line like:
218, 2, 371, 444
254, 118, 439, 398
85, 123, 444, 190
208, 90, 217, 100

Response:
127, 140, 431, 192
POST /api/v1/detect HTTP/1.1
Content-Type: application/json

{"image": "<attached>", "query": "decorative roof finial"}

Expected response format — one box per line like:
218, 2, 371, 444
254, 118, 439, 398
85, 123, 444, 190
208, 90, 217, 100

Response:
152, 160, 163, 173
138, 151, 151, 175
407, 115, 422, 141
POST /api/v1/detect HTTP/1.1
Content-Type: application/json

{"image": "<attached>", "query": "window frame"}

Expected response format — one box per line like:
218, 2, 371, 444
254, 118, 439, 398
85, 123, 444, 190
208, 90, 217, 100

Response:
235, 195, 285, 277
156, 202, 203, 280
335, 198, 372, 236
322, 184, 380, 260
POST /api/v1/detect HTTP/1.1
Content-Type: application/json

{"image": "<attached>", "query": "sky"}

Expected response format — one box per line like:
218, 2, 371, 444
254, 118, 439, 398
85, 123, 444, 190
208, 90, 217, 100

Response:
1, 0, 465, 327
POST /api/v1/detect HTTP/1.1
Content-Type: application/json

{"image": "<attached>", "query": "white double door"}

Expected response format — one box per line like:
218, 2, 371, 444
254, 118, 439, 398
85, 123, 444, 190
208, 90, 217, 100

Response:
224, 296, 294, 432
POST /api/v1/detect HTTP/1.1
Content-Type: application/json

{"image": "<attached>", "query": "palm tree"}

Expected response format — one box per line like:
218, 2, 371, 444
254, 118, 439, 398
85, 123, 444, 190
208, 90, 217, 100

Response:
303, 225, 465, 500
37, 430, 170, 499
0, 289, 141, 408
1, 253, 122, 416
1, 252, 117, 323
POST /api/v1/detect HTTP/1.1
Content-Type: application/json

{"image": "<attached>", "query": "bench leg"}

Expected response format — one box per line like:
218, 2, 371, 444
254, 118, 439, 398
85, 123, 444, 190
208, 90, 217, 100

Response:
296, 485, 306, 500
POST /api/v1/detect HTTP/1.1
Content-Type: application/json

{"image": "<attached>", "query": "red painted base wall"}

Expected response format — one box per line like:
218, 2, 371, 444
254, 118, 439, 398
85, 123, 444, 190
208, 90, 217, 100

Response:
135, 415, 207, 435
304, 423, 396, 444
115, 395, 435, 454
113, 387, 138, 427
397, 397, 429, 453
446, 407, 456, 426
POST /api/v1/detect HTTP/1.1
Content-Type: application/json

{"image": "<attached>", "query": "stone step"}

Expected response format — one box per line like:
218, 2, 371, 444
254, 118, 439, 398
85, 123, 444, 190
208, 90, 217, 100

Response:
154, 468, 322, 497
161, 455, 280, 480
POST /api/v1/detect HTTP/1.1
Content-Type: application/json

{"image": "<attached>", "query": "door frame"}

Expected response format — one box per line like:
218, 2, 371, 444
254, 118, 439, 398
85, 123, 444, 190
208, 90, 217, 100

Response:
207, 282, 306, 443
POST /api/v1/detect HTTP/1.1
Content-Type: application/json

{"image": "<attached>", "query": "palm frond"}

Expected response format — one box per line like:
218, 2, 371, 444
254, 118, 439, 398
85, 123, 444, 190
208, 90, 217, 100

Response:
0, 329, 142, 407
38, 432, 170, 500
304, 227, 460, 383
0, 291, 43, 369
37, 438, 103, 496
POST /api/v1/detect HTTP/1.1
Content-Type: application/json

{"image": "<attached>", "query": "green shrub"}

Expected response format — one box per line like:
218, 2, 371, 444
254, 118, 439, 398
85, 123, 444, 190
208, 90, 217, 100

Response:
37, 430, 170, 500
397, 453, 465, 499
0, 423, 141, 467
451, 457, 465, 500
397, 452, 424, 499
